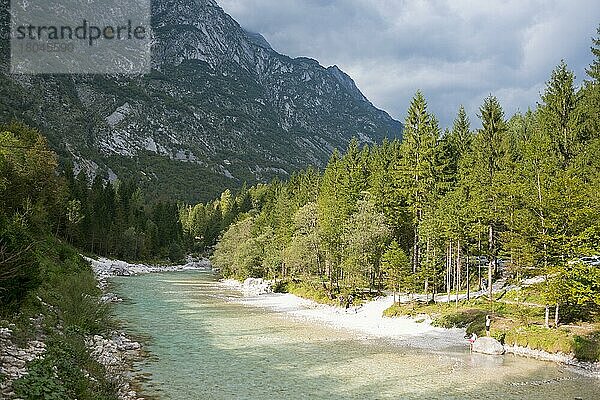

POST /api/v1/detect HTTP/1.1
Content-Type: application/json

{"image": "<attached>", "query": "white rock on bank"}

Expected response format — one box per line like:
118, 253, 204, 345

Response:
241, 278, 273, 296
472, 337, 505, 355
86, 331, 144, 400
83, 256, 212, 282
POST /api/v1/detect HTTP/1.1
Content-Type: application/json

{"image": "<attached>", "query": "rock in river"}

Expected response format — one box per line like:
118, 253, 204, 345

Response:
472, 337, 505, 355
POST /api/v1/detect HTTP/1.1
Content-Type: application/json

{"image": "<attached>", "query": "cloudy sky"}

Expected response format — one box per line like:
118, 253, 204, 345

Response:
219, 0, 599, 128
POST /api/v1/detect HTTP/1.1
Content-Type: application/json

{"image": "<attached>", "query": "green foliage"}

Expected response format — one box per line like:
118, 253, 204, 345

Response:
284, 281, 339, 305
5, 236, 120, 399
383, 299, 599, 360
13, 357, 69, 400
0, 122, 124, 398
14, 333, 119, 400
381, 241, 412, 296
0, 214, 40, 311
63, 171, 185, 261
573, 331, 600, 361
432, 309, 487, 335
504, 325, 574, 355
539, 60, 579, 162
0, 122, 65, 310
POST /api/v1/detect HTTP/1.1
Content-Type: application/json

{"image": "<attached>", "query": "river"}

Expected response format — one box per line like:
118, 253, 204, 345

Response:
112, 270, 598, 400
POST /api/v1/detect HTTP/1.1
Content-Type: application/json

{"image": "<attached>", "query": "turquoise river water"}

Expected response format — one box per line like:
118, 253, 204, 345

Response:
112, 270, 599, 400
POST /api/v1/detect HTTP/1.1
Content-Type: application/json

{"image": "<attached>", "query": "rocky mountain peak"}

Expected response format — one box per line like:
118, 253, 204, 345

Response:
243, 29, 273, 50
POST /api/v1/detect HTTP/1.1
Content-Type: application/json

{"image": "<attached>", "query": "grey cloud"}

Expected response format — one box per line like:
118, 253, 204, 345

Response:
219, 0, 600, 127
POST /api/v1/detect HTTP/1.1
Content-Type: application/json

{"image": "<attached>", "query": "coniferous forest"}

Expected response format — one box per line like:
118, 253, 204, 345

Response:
198, 35, 600, 349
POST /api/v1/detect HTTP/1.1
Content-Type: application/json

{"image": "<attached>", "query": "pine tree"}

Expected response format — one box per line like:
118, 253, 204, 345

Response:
581, 25, 600, 141
448, 105, 472, 158
396, 91, 438, 276
585, 25, 600, 82
381, 241, 412, 302
539, 60, 578, 162
471, 95, 507, 302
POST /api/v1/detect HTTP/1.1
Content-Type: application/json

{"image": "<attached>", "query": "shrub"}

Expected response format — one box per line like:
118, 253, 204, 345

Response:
432, 309, 487, 335
13, 357, 68, 400
573, 332, 600, 361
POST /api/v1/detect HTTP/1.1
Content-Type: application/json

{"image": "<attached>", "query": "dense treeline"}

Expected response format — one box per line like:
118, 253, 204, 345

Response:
0, 122, 124, 398
64, 171, 184, 261
179, 184, 253, 254
209, 31, 600, 325
0, 122, 187, 310
0, 121, 65, 309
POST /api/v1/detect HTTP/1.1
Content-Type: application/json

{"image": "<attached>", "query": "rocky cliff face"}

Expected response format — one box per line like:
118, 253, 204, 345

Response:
0, 0, 401, 202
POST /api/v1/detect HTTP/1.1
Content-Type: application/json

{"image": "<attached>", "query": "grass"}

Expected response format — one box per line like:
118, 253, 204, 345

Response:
274, 280, 339, 305
502, 325, 572, 354
273, 279, 373, 307
383, 296, 600, 361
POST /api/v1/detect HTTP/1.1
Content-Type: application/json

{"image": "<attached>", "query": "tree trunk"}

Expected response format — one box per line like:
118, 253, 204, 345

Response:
456, 239, 461, 307
413, 225, 419, 274
466, 254, 470, 301
432, 246, 437, 303
425, 238, 430, 302
446, 242, 451, 302
554, 303, 560, 327
488, 224, 494, 302
544, 305, 550, 328
477, 226, 482, 290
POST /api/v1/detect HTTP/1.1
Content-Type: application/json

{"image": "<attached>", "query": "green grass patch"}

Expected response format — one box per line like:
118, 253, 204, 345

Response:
273, 280, 372, 307
275, 280, 339, 305
432, 309, 488, 335
504, 325, 573, 354
384, 302, 488, 335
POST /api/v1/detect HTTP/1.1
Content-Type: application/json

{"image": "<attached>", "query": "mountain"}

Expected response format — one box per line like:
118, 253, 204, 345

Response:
0, 0, 401, 203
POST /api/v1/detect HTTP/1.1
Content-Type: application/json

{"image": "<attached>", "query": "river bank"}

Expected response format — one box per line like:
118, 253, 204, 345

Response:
112, 270, 599, 399
221, 278, 467, 349
221, 277, 600, 379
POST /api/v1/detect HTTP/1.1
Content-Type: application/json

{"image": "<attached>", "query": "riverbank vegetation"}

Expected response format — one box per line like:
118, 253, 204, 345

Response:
0, 123, 120, 398
204, 30, 600, 360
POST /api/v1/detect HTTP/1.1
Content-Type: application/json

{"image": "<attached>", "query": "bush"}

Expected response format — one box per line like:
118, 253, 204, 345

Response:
432, 309, 487, 335
49, 272, 110, 334
573, 331, 600, 361
0, 215, 41, 312
13, 357, 69, 400
271, 279, 290, 293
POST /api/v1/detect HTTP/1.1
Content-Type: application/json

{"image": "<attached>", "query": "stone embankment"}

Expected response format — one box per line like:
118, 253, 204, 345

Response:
0, 326, 46, 398
86, 332, 144, 400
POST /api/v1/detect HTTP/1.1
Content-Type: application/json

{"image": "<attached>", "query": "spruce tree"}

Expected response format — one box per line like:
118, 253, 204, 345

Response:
396, 91, 438, 276
539, 60, 578, 162
472, 95, 507, 302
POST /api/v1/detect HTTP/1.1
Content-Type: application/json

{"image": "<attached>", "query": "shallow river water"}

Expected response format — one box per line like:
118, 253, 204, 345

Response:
112, 270, 598, 400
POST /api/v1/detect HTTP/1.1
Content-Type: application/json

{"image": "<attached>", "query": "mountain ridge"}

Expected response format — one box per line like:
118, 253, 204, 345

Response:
0, 0, 402, 202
